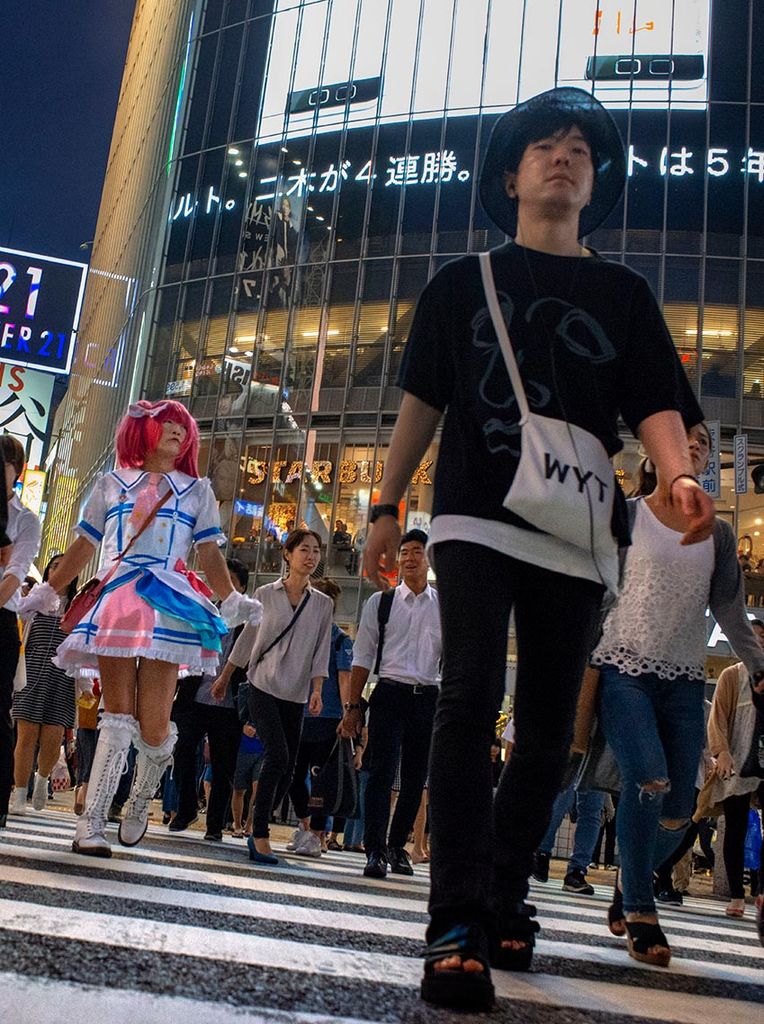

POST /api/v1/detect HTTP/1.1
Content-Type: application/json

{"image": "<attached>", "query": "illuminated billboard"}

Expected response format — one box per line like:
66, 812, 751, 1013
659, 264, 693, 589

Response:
258, 0, 711, 143
0, 246, 88, 376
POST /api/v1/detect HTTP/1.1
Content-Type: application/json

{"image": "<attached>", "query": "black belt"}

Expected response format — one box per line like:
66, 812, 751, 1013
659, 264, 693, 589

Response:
378, 677, 438, 695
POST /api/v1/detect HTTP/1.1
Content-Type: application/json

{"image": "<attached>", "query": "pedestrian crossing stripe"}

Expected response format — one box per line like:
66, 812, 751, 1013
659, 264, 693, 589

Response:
1, 811, 762, 1024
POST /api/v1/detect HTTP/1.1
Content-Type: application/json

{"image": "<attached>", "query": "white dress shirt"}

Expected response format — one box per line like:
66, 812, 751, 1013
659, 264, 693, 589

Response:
352, 582, 441, 687
1, 495, 41, 612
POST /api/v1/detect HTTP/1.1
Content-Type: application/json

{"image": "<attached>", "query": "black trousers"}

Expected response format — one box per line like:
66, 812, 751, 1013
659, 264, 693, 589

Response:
0, 609, 21, 817
173, 679, 242, 833
723, 783, 764, 898
248, 686, 304, 839
363, 679, 437, 853
427, 541, 604, 940
289, 724, 340, 831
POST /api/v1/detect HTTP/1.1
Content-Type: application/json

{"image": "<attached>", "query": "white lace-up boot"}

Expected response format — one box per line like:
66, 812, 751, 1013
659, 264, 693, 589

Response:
118, 722, 177, 848
72, 713, 136, 857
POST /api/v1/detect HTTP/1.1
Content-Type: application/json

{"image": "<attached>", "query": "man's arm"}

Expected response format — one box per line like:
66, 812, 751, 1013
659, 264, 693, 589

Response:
338, 665, 370, 738
363, 392, 442, 587
638, 410, 715, 544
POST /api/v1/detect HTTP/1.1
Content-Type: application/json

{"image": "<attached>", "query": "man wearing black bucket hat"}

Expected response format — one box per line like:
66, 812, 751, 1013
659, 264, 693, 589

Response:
354, 86, 714, 1011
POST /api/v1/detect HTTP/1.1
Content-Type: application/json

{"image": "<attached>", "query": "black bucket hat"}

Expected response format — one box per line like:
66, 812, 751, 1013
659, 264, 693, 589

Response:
479, 87, 626, 238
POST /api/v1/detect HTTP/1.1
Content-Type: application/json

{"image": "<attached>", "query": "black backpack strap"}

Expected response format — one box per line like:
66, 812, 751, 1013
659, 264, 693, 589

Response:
373, 588, 396, 676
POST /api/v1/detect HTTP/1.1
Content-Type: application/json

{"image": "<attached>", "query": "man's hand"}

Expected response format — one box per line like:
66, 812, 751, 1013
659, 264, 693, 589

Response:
714, 750, 735, 780
363, 517, 401, 589
210, 675, 229, 702
353, 746, 364, 771
308, 691, 322, 716
243, 723, 256, 738
671, 478, 715, 545
338, 707, 362, 739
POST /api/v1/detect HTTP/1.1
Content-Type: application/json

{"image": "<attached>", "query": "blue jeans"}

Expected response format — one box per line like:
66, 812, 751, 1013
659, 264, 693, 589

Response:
539, 782, 605, 874
599, 666, 705, 914
342, 769, 369, 847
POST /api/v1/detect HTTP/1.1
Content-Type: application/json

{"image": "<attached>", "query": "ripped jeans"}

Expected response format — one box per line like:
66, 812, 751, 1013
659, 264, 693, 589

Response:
599, 666, 705, 915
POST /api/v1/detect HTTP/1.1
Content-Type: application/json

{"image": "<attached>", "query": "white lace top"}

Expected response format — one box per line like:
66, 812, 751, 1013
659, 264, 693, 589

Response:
592, 498, 714, 681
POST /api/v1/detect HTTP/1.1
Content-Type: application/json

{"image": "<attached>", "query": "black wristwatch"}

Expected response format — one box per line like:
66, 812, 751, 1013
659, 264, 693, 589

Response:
343, 701, 362, 711
370, 503, 399, 523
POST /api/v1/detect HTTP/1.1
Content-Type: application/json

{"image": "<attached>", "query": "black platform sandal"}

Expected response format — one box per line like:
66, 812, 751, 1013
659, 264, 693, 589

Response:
624, 920, 671, 967
420, 923, 495, 1011
493, 902, 540, 972
608, 871, 626, 937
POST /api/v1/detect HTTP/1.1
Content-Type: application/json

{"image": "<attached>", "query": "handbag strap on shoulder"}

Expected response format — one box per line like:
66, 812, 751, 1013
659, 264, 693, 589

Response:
478, 251, 530, 423
100, 488, 173, 589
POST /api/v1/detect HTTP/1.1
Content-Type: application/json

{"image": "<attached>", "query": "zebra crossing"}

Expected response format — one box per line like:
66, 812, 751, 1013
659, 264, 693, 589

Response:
1, 809, 762, 1024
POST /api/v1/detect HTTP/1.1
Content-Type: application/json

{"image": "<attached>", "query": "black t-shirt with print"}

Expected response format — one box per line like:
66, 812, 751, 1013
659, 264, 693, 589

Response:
398, 242, 703, 533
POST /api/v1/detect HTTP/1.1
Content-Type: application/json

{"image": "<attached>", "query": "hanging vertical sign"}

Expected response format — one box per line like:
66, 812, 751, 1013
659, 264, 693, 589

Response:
698, 420, 720, 498
734, 433, 749, 494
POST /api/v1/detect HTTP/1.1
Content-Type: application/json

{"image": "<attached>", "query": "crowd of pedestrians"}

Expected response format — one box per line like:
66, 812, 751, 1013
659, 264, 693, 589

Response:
0, 85, 762, 1018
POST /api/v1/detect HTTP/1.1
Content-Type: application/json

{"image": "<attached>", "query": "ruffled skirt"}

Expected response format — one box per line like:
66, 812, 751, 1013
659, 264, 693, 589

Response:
54, 566, 226, 676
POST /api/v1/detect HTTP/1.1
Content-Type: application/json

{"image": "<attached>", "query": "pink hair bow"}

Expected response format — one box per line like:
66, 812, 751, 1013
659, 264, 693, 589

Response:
127, 402, 168, 419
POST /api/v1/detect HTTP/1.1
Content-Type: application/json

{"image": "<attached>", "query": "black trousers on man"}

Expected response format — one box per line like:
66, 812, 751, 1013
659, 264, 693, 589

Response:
363, 679, 437, 854
173, 678, 241, 834
0, 608, 21, 819
427, 542, 604, 941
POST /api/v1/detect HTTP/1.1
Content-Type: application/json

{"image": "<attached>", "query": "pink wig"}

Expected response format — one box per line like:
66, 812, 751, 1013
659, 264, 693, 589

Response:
115, 400, 200, 477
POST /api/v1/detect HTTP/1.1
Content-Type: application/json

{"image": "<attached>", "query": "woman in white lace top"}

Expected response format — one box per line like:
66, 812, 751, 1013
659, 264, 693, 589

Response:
591, 422, 764, 967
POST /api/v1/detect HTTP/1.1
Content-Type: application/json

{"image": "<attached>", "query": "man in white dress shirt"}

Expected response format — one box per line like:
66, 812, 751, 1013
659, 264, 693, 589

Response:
342, 529, 441, 879
0, 436, 42, 827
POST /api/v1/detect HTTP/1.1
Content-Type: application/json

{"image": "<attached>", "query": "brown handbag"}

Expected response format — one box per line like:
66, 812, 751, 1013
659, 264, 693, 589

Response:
60, 488, 172, 634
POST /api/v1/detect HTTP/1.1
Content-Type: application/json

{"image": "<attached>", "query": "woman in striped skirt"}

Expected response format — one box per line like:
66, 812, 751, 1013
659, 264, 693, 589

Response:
8, 555, 79, 815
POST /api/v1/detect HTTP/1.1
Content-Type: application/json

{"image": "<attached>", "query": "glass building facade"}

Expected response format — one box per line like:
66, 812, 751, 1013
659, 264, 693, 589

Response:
44, 0, 764, 629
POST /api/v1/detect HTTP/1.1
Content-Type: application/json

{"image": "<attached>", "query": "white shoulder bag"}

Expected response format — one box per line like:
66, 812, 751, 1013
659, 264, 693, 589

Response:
478, 251, 617, 589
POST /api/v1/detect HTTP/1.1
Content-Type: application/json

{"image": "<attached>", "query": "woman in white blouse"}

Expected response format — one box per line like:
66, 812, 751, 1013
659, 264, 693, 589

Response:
213, 528, 333, 865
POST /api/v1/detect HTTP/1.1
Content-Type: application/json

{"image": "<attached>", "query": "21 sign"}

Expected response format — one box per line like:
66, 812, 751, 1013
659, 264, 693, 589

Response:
0, 246, 88, 376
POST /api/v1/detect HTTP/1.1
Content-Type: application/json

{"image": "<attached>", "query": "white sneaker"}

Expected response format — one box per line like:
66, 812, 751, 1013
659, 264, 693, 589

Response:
9, 786, 27, 816
285, 828, 305, 851
293, 830, 322, 858
32, 773, 49, 811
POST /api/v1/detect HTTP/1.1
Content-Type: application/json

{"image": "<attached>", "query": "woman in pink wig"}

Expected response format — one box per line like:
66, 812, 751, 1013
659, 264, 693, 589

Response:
27, 400, 261, 856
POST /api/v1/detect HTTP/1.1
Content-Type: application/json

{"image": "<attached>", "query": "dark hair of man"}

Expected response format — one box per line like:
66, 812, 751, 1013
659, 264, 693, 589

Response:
503, 116, 599, 179
752, 619, 764, 631
283, 527, 322, 557
0, 434, 25, 481
226, 557, 249, 591
312, 577, 341, 604
399, 528, 429, 549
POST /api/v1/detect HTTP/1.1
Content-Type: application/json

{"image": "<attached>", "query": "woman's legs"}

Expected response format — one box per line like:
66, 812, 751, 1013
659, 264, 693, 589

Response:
38, 724, 65, 776
119, 659, 179, 847
73, 658, 139, 856
13, 720, 40, 788
249, 688, 303, 850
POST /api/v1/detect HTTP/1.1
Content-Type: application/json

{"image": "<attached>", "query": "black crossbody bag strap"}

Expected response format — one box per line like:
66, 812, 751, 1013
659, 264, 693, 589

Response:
255, 590, 311, 667
373, 588, 396, 676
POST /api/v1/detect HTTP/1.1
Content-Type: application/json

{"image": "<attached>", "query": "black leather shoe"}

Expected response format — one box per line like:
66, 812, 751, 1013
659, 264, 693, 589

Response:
388, 846, 414, 876
204, 831, 223, 842
168, 814, 198, 833
0, 813, 6, 829
363, 851, 388, 879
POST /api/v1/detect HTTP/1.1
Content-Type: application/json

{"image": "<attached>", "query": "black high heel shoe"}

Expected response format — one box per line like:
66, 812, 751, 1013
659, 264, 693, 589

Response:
608, 870, 626, 937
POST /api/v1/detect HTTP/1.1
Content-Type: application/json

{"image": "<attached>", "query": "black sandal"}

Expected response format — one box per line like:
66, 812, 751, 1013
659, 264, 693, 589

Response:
493, 902, 540, 972
420, 923, 495, 1011
608, 871, 626, 937
624, 920, 671, 967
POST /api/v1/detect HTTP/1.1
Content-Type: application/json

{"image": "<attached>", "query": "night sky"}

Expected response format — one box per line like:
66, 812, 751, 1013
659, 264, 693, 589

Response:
0, 1, 136, 264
